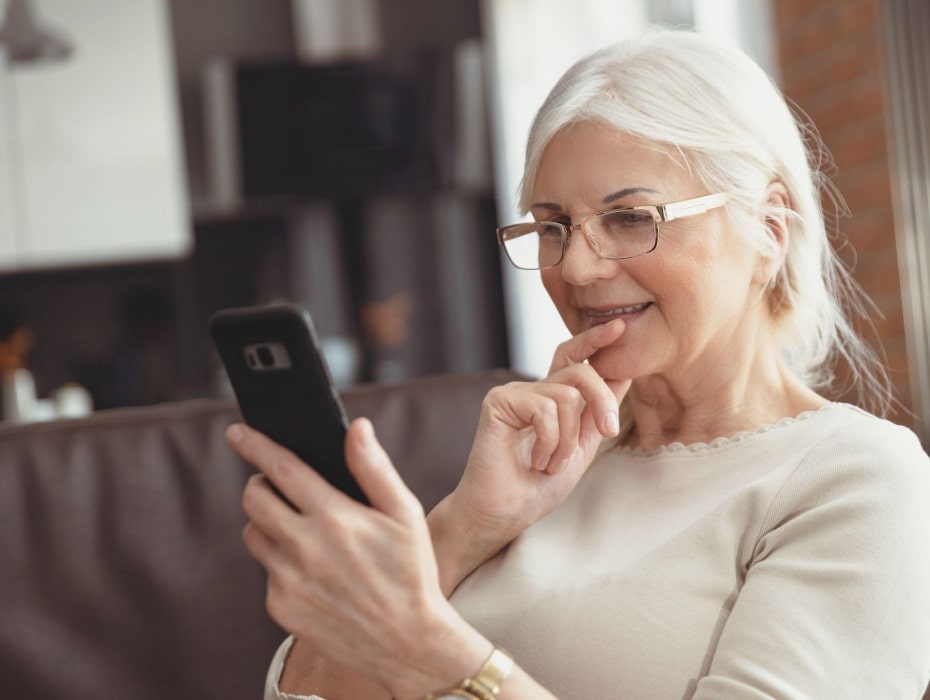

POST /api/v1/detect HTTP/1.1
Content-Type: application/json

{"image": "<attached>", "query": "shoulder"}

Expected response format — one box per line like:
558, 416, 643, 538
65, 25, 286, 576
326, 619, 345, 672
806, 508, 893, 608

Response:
825, 402, 925, 445
724, 406, 930, 698
826, 403, 927, 478
788, 403, 929, 483
759, 402, 930, 544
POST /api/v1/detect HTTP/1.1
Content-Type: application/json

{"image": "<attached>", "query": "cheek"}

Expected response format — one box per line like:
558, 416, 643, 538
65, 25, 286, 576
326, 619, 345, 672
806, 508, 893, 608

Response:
653, 241, 728, 310
541, 271, 576, 322
540, 268, 561, 296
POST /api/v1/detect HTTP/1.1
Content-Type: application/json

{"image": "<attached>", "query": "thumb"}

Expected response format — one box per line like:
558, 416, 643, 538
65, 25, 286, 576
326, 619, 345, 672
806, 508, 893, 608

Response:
344, 418, 423, 523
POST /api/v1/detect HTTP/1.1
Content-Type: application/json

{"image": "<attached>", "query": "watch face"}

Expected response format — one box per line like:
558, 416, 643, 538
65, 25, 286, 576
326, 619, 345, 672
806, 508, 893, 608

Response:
435, 693, 479, 700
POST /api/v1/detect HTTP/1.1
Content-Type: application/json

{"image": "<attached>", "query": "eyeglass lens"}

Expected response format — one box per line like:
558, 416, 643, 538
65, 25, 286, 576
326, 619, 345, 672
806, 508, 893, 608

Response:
501, 209, 658, 269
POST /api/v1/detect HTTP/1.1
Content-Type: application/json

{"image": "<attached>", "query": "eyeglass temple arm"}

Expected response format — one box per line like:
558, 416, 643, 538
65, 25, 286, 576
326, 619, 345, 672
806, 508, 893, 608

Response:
658, 193, 729, 222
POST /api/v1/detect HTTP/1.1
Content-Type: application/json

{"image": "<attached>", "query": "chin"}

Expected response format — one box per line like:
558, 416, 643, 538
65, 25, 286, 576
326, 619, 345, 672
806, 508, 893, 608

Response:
588, 346, 632, 380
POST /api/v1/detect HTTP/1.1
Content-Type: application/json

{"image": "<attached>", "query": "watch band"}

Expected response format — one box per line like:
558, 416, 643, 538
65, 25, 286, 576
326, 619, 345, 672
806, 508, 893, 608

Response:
426, 647, 514, 700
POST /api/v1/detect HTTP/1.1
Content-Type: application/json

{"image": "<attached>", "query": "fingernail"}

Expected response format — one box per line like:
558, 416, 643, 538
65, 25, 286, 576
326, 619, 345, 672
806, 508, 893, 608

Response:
605, 411, 619, 435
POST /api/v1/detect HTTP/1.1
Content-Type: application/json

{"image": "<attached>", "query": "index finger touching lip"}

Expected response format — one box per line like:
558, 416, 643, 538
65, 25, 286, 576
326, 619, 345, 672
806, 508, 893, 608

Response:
549, 318, 625, 373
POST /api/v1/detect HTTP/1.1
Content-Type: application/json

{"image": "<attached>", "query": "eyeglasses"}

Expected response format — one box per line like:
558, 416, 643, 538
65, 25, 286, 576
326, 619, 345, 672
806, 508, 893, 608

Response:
496, 193, 729, 270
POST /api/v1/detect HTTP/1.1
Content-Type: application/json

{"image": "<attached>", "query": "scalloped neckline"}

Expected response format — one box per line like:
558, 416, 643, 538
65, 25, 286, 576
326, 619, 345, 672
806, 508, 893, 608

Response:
612, 403, 839, 458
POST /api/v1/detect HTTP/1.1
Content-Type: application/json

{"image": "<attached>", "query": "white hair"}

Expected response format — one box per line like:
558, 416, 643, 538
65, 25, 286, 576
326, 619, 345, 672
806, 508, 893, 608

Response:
520, 28, 891, 414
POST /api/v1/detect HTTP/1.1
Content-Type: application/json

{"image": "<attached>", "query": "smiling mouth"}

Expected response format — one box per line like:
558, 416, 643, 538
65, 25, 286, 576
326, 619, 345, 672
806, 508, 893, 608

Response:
586, 302, 652, 326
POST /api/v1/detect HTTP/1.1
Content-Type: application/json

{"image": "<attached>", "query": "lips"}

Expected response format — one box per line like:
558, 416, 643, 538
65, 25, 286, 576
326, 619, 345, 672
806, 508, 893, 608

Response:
585, 301, 652, 326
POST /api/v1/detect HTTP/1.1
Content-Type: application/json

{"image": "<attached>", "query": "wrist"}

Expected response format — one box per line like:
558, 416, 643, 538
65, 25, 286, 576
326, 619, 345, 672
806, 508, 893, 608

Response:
428, 494, 518, 597
424, 647, 514, 700
388, 600, 493, 700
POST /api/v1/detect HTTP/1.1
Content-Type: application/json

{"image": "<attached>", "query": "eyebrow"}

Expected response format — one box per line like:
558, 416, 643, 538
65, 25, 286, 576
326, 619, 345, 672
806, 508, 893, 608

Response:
602, 187, 660, 205
530, 186, 660, 212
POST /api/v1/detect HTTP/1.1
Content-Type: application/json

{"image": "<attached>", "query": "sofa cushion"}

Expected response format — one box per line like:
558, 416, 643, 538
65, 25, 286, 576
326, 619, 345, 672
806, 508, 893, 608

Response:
0, 368, 522, 700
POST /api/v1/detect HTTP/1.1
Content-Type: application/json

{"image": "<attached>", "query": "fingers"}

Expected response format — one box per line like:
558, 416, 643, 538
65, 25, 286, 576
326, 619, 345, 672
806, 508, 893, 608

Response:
486, 384, 579, 472
241, 504, 279, 563
344, 418, 424, 525
227, 423, 346, 515
543, 319, 629, 443
486, 373, 614, 474
228, 421, 421, 528
605, 378, 633, 405
546, 363, 622, 438
549, 318, 625, 374
240, 469, 303, 547
239, 474, 316, 586
482, 321, 631, 475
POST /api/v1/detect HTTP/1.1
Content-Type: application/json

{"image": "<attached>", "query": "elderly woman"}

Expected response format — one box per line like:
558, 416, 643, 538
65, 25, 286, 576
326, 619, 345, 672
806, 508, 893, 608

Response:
227, 29, 930, 699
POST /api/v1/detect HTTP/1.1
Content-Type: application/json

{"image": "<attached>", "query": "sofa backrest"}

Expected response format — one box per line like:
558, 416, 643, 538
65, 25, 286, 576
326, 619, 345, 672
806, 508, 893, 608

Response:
0, 369, 521, 700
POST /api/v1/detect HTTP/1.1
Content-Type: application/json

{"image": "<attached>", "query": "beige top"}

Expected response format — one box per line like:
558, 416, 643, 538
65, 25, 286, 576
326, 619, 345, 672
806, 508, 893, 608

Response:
451, 403, 930, 698
266, 403, 930, 699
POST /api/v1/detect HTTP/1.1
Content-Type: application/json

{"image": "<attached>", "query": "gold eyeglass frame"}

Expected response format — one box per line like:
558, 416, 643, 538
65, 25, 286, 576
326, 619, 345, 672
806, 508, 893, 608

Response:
497, 192, 729, 270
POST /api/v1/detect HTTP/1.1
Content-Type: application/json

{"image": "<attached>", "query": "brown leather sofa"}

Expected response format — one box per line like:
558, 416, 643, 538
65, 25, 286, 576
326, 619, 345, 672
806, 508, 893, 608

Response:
0, 369, 520, 700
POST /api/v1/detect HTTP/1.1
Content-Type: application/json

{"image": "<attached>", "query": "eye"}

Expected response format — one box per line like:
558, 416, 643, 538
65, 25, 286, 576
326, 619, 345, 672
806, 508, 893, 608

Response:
538, 225, 563, 241
613, 210, 653, 225
599, 209, 655, 236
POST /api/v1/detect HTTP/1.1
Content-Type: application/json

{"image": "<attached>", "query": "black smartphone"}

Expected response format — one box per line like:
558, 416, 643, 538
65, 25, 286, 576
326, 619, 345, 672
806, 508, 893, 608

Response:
209, 303, 368, 505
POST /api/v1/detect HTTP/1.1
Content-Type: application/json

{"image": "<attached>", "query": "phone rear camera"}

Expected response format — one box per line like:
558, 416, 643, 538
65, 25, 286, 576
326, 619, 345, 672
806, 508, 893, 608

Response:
256, 345, 274, 367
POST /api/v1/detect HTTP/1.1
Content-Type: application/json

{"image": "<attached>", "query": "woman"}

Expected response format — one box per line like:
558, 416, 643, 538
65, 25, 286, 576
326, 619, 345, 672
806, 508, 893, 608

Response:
228, 29, 930, 699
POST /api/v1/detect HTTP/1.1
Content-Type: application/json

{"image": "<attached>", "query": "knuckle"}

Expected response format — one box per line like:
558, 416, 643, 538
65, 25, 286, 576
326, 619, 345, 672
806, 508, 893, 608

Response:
482, 387, 503, 411
410, 493, 426, 517
404, 495, 426, 520
571, 361, 598, 380
241, 523, 257, 551
317, 509, 352, 548
316, 505, 341, 530
555, 336, 578, 356
274, 571, 300, 599
241, 479, 261, 512
271, 452, 299, 481
548, 383, 583, 408
290, 533, 316, 556
289, 540, 317, 577
485, 383, 518, 406
325, 527, 351, 554
536, 397, 560, 422
265, 587, 288, 624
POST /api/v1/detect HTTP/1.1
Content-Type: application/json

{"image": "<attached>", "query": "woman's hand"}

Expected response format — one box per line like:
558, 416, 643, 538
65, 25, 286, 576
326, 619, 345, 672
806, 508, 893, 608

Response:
229, 419, 492, 700
430, 319, 631, 594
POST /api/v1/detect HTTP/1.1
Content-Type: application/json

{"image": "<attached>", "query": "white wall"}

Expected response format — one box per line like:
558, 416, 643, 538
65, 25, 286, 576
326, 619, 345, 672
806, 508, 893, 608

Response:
0, 0, 190, 271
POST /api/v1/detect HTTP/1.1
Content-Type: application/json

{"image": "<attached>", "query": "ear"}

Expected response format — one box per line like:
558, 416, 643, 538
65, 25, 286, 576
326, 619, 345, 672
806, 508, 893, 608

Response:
756, 180, 791, 286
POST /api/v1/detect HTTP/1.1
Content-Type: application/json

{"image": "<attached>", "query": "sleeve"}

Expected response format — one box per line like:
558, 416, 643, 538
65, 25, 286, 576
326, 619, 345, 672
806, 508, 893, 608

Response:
264, 636, 328, 700
693, 420, 930, 699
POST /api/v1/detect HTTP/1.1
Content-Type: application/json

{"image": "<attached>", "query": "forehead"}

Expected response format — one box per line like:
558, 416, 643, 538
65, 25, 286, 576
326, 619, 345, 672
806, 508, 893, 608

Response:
531, 122, 693, 207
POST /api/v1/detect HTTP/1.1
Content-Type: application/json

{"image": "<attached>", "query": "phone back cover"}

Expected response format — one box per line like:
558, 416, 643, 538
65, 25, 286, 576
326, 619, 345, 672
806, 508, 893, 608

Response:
210, 305, 368, 504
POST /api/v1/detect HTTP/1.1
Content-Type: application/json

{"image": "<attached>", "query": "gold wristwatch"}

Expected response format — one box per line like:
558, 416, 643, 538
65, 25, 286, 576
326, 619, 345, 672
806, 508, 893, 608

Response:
425, 648, 514, 700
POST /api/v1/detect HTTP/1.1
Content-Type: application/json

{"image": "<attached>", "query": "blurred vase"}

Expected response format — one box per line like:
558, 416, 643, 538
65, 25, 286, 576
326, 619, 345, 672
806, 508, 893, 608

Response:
1, 368, 92, 422
1, 367, 38, 422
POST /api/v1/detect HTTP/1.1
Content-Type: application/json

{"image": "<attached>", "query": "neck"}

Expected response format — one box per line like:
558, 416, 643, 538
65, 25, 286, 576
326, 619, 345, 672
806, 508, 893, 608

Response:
622, 328, 826, 452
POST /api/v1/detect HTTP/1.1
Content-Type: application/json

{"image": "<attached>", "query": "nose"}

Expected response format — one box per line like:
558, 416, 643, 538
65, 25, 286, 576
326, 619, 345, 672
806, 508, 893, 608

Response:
559, 226, 615, 285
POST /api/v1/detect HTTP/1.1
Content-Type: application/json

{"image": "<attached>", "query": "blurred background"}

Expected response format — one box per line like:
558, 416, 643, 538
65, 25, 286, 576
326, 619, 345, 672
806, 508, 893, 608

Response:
0, 0, 926, 446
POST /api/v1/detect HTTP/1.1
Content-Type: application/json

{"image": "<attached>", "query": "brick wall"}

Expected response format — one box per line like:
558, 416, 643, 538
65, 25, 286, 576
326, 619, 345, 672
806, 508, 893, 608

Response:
773, 0, 913, 417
